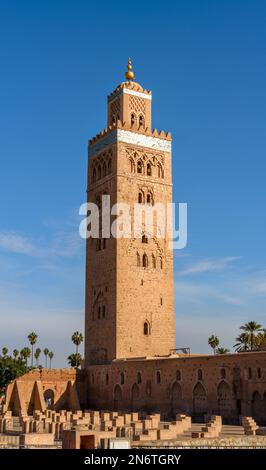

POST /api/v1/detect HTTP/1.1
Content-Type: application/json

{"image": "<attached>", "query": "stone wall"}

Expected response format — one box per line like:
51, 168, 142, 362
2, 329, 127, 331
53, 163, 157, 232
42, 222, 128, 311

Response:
86, 351, 266, 424
3, 368, 86, 416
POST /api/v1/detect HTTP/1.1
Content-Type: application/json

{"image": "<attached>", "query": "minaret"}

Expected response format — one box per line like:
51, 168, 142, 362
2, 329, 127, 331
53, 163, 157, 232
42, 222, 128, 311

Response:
85, 60, 175, 366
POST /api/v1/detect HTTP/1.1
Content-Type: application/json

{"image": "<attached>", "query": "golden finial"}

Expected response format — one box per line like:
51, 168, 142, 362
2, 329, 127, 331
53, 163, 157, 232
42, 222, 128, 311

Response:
125, 58, 135, 81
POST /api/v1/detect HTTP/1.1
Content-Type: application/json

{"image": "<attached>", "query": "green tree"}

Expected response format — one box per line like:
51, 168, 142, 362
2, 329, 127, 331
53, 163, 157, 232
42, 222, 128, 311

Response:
234, 321, 263, 352
48, 351, 54, 369
208, 335, 219, 354
67, 353, 82, 368
240, 321, 263, 350
28, 332, 38, 367
20, 347, 31, 367
0, 355, 28, 393
71, 331, 84, 354
13, 349, 19, 360
43, 348, 49, 368
216, 347, 230, 354
257, 329, 266, 348
1, 347, 8, 358
234, 332, 250, 352
34, 348, 41, 367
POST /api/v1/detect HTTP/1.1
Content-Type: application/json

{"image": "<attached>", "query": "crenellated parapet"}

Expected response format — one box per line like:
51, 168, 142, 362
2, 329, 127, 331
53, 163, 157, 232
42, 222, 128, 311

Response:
108, 81, 152, 102
88, 120, 172, 159
89, 121, 171, 145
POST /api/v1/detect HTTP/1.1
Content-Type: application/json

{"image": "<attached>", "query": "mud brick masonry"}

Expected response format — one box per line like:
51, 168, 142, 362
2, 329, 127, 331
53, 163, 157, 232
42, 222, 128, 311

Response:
3, 62, 266, 426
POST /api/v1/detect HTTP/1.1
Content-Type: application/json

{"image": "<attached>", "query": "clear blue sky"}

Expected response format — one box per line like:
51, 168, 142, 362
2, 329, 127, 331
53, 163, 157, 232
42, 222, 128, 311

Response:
0, 0, 265, 366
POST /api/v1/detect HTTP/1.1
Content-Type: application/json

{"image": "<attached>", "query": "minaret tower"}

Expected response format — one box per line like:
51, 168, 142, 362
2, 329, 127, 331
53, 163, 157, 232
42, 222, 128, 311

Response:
85, 60, 175, 366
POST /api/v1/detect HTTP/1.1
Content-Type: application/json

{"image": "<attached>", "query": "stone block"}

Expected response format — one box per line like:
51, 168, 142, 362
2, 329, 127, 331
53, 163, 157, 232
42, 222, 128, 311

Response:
20, 433, 54, 447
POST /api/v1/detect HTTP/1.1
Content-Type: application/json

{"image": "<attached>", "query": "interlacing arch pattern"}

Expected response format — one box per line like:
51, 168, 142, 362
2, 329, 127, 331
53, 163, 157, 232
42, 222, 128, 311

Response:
129, 95, 146, 115
129, 96, 146, 128
110, 100, 121, 124
127, 150, 164, 179
91, 150, 112, 184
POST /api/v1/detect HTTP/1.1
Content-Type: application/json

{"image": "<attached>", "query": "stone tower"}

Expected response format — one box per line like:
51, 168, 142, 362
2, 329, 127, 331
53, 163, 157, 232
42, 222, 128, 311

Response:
85, 60, 175, 366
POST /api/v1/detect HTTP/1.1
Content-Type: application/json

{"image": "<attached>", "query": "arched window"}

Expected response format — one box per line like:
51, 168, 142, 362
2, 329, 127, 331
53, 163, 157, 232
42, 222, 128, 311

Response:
137, 252, 140, 267
160, 259, 163, 269
156, 370, 161, 384
130, 159, 135, 173
131, 113, 136, 126
198, 369, 203, 380
107, 160, 111, 174
142, 235, 148, 244
106, 373, 109, 385
139, 115, 144, 128
152, 254, 156, 269
146, 380, 151, 397
144, 322, 150, 335
176, 370, 181, 381
138, 192, 142, 203
137, 372, 142, 384
120, 372, 125, 385
102, 238, 106, 249
103, 162, 107, 177
98, 306, 101, 319
248, 368, 252, 379
146, 193, 152, 205
158, 163, 164, 178
96, 239, 101, 251
221, 368, 226, 379
44, 389, 54, 410
98, 166, 102, 180
137, 160, 142, 174
147, 163, 152, 176
257, 368, 261, 379
92, 168, 96, 183
102, 305, 106, 319
142, 254, 148, 268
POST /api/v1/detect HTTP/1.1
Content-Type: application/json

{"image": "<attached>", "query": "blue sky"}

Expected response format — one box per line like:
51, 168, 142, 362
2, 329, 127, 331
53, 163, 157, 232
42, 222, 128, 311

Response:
0, 0, 266, 366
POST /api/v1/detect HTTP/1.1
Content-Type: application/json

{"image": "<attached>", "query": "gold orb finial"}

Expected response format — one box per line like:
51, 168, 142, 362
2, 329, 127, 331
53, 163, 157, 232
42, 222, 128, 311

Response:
125, 57, 135, 81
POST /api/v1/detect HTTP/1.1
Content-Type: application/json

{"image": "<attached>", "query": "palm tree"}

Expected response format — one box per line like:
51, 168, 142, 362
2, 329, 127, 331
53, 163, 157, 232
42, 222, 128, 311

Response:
2, 347, 8, 357
67, 353, 82, 368
34, 348, 41, 367
257, 329, 266, 349
208, 335, 219, 354
21, 347, 31, 367
13, 349, 19, 360
216, 347, 230, 354
234, 333, 250, 352
28, 332, 38, 367
239, 321, 263, 351
43, 348, 49, 368
71, 331, 84, 354
48, 351, 54, 369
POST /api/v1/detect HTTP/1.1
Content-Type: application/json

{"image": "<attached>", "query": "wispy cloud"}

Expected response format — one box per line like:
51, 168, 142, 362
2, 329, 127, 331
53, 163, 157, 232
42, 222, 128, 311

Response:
180, 256, 240, 275
174, 280, 244, 306
0, 232, 37, 255
0, 230, 83, 259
